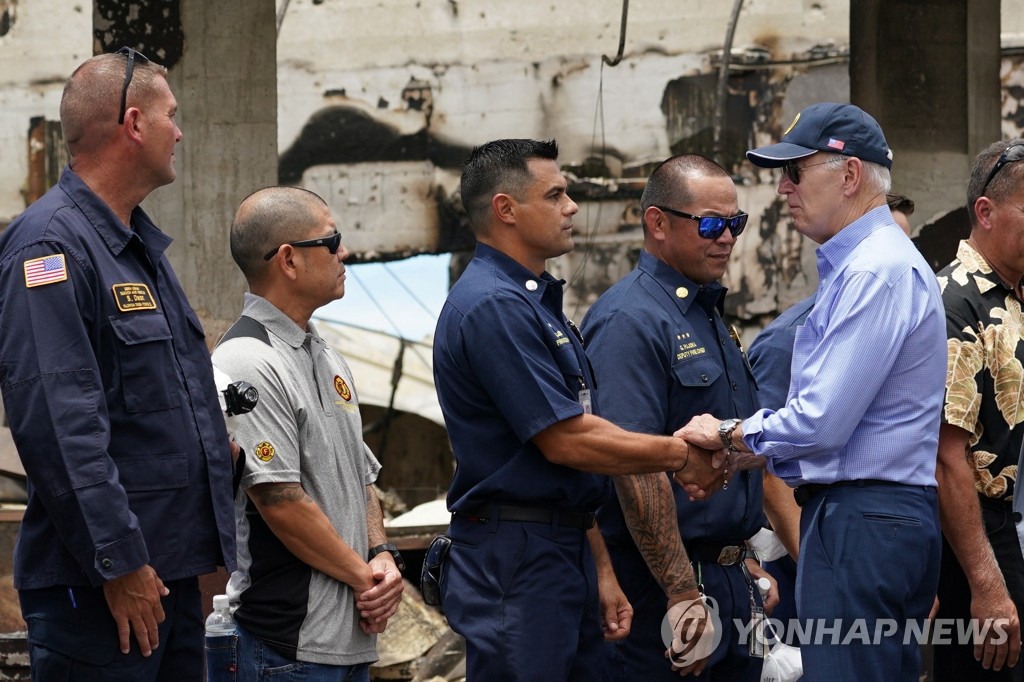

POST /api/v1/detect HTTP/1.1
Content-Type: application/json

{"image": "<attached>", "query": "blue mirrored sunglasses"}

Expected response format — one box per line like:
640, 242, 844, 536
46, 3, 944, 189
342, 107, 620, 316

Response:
655, 206, 748, 239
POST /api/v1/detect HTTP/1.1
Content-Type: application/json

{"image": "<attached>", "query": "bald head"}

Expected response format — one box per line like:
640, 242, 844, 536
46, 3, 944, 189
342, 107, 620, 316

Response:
230, 186, 331, 283
60, 51, 168, 156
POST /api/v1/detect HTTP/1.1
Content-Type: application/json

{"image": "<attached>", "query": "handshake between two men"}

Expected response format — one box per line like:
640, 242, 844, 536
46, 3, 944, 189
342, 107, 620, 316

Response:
670, 413, 764, 499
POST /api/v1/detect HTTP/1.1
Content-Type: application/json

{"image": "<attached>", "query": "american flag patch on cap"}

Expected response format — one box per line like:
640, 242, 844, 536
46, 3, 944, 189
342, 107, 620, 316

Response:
827, 138, 846, 151
24, 254, 68, 288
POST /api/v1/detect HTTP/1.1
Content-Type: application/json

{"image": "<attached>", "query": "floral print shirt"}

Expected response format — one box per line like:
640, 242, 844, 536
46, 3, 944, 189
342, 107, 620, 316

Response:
938, 240, 1024, 501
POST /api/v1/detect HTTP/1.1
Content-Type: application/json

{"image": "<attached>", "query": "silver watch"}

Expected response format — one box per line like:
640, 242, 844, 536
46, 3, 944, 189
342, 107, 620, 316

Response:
718, 418, 742, 449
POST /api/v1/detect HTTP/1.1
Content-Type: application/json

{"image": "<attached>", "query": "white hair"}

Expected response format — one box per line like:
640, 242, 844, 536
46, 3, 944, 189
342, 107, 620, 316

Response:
822, 153, 891, 194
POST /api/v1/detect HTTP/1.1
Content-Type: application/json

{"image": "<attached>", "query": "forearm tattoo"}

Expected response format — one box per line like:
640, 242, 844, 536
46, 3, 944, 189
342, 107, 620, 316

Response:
615, 473, 698, 594
250, 482, 311, 507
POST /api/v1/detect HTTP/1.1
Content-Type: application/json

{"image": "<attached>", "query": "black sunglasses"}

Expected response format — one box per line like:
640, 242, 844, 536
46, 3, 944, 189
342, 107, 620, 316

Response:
116, 46, 152, 125
655, 206, 748, 239
781, 159, 834, 185
980, 143, 1024, 196
263, 230, 343, 261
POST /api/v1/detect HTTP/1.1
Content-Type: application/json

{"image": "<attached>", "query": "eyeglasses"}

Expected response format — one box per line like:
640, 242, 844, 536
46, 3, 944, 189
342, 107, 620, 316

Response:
781, 159, 837, 185
263, 230, 343, 261
116, 46, 152, 125
655, 206, 748, 239
980, 143, 1024, 196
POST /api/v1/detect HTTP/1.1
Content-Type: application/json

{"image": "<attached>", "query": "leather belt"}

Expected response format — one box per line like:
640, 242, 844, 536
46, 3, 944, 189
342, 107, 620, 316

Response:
794, 479, 905, 507
458, 504, 596, 530
685, 541, 747, 566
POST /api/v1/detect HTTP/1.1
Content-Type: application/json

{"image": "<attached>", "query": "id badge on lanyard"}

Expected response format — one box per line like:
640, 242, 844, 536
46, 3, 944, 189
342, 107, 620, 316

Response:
579, 388, 593, 414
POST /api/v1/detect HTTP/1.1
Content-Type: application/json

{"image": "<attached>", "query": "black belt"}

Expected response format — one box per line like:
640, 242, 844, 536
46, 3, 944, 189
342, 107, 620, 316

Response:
794, 479, 908, 507
457, 505, 596, 530
685, 541, 748, 566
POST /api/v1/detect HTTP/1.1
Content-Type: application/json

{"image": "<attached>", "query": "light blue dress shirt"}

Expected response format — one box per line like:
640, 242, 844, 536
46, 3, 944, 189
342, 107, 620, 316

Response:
742, 205, 947, 487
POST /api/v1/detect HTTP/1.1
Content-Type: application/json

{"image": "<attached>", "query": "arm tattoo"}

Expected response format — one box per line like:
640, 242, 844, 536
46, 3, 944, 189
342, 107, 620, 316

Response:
614, 473, 698, 594
365, 486, 387, 546
249, 482, 312, 507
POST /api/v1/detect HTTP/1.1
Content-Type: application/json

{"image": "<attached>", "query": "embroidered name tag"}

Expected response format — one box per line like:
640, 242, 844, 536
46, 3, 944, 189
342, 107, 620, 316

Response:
112, 283, 157, 312
24, 254, 68, 288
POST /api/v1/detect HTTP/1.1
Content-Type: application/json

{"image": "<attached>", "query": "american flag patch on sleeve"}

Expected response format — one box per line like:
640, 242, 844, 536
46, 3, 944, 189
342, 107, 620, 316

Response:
24, 254, 68, 288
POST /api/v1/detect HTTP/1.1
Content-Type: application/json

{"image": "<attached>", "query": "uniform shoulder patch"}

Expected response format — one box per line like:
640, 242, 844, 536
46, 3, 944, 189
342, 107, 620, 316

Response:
24, 254, 67, 288
254, 441, 276, 462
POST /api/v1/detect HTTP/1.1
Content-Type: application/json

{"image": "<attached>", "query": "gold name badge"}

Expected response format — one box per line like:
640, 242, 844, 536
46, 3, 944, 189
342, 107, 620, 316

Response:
112, 283, 157, 312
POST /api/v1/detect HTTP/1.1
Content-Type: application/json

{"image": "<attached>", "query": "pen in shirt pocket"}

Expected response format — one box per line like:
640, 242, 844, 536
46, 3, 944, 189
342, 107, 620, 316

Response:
67, 587, 77, 608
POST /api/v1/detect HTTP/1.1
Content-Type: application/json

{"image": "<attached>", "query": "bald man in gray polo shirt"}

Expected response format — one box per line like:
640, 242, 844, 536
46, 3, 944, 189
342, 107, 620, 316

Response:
211, 186, 403, 681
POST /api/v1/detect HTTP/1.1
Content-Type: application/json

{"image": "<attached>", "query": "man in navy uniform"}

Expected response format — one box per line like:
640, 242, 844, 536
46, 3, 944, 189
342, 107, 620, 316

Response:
583, 154, 776, 680
433, 139, 722, 681
0, 49, 235, 679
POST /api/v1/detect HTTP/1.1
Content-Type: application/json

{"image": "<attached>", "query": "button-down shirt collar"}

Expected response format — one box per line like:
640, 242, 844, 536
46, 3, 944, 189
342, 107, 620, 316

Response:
636, 250, 726, 317
475, 242, 566, 317
61, 166, 171, 266
816, 204, 891, 283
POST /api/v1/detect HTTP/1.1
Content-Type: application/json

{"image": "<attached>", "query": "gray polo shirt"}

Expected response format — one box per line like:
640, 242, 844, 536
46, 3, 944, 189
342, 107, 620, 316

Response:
213, 293, 381, 665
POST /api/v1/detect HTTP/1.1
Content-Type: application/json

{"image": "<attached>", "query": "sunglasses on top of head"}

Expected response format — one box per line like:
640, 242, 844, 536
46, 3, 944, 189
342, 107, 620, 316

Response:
980, 143, 1024, 196
655, 206, 748, 239
116, 46, 152, 125
263, 231, 343, 261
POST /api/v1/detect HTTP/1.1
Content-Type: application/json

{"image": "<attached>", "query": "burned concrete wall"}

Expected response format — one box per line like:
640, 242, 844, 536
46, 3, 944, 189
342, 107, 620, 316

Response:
274, 0, 858, 264
270, 1, 1024, 340
3, 1, 1024, 338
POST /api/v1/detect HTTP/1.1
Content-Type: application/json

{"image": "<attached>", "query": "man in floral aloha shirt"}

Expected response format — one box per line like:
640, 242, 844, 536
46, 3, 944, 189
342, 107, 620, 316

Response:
935, 137, 1024, 680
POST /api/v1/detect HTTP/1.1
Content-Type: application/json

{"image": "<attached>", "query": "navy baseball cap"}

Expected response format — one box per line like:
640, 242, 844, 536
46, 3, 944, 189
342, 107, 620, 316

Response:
746, 102, 893, 170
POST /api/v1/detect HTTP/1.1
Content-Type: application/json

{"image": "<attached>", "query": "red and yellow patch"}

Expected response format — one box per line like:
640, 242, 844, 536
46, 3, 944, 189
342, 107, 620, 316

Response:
334, 375, 352, 402
255, 441, 276, 462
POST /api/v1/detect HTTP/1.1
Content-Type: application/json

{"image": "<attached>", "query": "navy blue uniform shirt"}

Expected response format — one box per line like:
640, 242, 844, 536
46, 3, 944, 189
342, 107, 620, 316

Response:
583, 250, 763, 548
747, 296, 814, 411
433, 243, 609, 512
0, 167, 236, 589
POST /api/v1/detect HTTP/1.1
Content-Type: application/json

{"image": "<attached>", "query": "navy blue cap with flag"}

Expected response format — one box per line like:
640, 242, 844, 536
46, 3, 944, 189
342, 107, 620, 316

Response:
746, 102, 893, 170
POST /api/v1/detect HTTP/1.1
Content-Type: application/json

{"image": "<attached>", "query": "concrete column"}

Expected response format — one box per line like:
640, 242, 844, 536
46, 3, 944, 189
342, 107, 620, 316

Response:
851, 0, 1000, 241
143, 0, 278, 341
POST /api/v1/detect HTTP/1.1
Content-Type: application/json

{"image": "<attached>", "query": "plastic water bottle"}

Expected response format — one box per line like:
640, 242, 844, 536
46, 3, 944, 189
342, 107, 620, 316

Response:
205, 594, 237, 637
756, 577, 771, 598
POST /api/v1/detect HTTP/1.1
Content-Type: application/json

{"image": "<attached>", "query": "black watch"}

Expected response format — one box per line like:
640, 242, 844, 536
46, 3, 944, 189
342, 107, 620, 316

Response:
368, 542, 406, 573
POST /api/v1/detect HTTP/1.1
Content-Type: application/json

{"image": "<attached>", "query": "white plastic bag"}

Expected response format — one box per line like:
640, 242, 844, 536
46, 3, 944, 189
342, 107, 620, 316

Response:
760, 640, 802, 682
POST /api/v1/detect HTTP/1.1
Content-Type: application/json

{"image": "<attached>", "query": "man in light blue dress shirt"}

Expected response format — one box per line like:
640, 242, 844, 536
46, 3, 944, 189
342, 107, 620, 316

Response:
679, 103, 947, 681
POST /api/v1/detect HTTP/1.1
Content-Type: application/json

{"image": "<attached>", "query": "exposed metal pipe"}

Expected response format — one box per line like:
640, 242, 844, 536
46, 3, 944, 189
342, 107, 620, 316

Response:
375, 340, 406, 462
602, 0, 629, 67
713, 0, 744, 166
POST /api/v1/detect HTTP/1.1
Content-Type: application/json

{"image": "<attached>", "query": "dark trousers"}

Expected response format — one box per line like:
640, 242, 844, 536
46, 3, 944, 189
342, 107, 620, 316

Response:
604, 553, 762, 681
933, 498, 1024, 682
797, 483, 940, 682
442, 514, 606, 681
20, 576, 202, 681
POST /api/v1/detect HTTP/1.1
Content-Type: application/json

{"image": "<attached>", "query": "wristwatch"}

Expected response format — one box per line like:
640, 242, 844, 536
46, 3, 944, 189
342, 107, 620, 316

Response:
368, 542, 406, 573
718, 418, 742, 449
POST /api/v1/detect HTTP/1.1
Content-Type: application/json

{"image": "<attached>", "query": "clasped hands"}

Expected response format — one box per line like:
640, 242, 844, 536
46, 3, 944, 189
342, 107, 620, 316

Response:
672, 413, 763, 500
